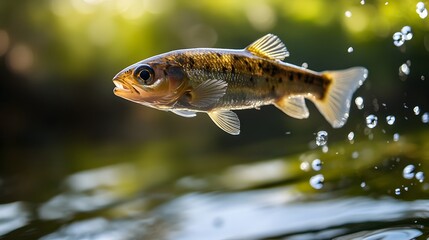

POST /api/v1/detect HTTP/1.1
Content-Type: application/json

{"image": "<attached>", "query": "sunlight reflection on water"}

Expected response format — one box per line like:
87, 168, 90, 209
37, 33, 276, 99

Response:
150, 191, 429, 240
38, 164, 138, 220
0, 202, 29, 236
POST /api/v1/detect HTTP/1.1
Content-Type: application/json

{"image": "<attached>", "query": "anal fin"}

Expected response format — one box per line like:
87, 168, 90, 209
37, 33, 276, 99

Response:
274, 96, 309, 119
208, 110, 240, 135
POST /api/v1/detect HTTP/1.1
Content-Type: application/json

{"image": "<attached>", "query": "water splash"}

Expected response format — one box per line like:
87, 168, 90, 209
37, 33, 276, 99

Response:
355, 96, 364, 110
415, 171, 425, 182
393, 133, 400, 142
395, 188, 401, 195
416, 2, 428, 19
403, 164, 416, 179
301, 62, 308, 69
348, 131, 354, 143
393, 27, 412, 47
386, 115, 396, 125
393, 32, 405, 47
401, 26, 413, 41
322, 145, 329, 153
311, 159, 322, 171
413, 106, 420, 115
366, 115, 378, 129
309, 174, 324, 189
345, 10, 352, 18
300, 161, 311, 172
315, 131, 328, 146
399, 63, 410, 76
422, 112, 429, 123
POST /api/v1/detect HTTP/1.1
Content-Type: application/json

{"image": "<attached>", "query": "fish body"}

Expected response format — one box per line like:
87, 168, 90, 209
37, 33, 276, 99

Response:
113, 34, 368, 135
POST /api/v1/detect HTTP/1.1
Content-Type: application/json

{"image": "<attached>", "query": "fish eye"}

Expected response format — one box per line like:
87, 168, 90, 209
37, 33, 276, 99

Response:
134, 64, 155, 85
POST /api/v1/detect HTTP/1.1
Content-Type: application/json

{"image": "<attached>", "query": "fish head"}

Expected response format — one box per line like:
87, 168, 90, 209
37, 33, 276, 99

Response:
113, 60, 188, 109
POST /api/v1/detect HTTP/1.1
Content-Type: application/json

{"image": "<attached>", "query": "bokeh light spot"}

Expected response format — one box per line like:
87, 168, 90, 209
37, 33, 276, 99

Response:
0, 30, 10, 57
7, 44, 34, 74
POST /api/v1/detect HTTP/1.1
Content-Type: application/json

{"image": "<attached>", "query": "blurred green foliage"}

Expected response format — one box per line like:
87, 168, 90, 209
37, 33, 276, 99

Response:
1, 0, 429, 81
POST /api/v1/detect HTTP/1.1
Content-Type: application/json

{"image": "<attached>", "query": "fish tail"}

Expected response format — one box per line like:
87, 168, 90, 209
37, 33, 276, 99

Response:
313, 67, 368, 128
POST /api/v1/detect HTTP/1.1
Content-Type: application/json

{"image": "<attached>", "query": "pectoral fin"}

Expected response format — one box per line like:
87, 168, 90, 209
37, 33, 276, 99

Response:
274, 96, 309, 119
185, 79, 228, 108
208, 110, 240, 135
171, 109, 197, 118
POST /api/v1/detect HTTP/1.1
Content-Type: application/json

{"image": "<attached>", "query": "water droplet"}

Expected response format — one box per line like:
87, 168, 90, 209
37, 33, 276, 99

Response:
399, 63, 410, 75
417, 2, 428, 19
393, 32, 405, 47
311, 159, 322, 171
360, 181, 366, 188
403, 164, 416, 179
347, 131, 355, 141
393, 133, 400, 142
345, 10, 352, 18
395, 188, 401, 195
301, 62, 308, 68
322, 145, 329, 153
419, 9, 428, 18
300, 161, 310, 172
416, 171, 425, 182
422, 112, 429, 123
417, 2, 425, 11
401, 26, 413, 40
366, 114, 378, 128
386, 115, 396, 125
315, 131, 328, 146
352, 151, 359, 159
310, 174, 324, 189
355, 96, 364, 110
413, 106, 420, 115
347, 47, 354, 53
360, 0, 365, 5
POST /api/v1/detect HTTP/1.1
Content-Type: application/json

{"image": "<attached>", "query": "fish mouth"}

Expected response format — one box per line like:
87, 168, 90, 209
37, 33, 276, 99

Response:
113, 80, 132, 97
113, 80, 130, 91
113, 80, 130, 92
113, 79, 143, 95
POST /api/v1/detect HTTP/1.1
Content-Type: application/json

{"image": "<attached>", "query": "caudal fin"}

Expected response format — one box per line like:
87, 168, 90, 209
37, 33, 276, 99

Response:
313, 67, 368, 128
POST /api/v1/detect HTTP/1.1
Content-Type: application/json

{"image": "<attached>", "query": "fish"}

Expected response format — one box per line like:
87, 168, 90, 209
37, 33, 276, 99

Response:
113, 34, 368, 135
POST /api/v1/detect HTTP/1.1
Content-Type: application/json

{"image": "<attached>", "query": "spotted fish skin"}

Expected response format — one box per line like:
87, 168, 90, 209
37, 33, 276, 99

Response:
163, 49, 329, 110
113, 34, 368, 135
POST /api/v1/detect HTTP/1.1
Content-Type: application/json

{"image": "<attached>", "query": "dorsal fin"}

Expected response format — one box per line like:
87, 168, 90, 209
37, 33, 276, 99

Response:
245, 34, 289, 61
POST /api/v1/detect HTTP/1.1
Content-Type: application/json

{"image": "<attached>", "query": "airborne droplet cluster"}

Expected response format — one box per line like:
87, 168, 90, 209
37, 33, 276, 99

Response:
417, 2, 428, 19
393, 26, 413, 47
365, 114, 378, 129
315, 131, 328, 146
